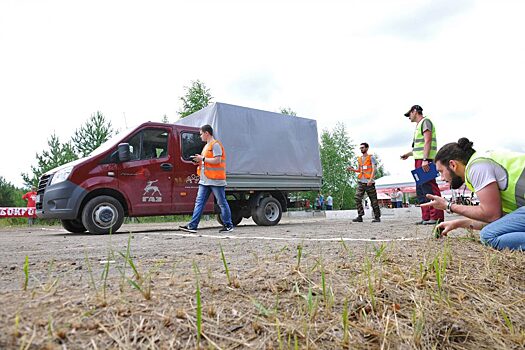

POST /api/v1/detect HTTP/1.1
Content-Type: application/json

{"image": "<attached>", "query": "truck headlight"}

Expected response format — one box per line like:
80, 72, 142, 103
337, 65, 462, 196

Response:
50, 166, 73, 186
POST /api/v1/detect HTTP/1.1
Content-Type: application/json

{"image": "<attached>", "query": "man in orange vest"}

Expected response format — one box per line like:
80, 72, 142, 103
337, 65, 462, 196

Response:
180, 124, 233, 233
347, 142, 381, 222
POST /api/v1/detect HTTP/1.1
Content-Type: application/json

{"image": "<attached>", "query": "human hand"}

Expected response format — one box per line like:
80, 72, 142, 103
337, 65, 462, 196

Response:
434, 220, 461, 237
421, 194, 448, 211
367, 180, 373, 186
194, 154, 204, 162
347, 166, 356, 172
422, 160, 430, 172
400, 153, 409, 160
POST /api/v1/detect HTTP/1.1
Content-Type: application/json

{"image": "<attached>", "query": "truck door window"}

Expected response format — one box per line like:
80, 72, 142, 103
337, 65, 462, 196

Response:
181, 132, 205, 161
127, 129, 169, 161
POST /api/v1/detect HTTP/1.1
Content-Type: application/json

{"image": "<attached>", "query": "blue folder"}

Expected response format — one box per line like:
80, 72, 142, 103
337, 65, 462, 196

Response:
411, 162, 439, 185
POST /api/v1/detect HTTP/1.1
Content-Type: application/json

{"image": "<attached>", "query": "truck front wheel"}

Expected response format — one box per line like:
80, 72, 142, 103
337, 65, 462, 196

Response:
61, 219, 86, 233
82, 196, 124, 234
252, 197, 282, 226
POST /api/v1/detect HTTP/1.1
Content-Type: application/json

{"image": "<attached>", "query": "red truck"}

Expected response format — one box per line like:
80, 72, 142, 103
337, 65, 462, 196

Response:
36, 103, 322, 234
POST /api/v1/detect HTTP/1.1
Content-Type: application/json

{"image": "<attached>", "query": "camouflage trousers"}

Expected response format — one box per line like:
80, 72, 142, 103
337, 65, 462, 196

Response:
355, 182, 381, 218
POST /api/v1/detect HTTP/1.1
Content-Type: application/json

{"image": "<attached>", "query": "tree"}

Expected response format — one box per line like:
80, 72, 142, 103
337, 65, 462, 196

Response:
372, 153, 389, 179
161, 114, 169, 123
280, 107, 297, 116
178, 80, 213, 118
0, 176, 24, 207
319, 122, 357, 209
71, 111, 113, 157
21, 133, 78, 188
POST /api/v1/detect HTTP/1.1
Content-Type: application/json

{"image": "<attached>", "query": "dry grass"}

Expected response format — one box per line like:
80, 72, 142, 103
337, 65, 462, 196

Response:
1, 234, 524, 349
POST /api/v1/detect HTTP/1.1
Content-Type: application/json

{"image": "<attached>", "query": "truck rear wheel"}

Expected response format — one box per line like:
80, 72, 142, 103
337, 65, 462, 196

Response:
61, 219, 86, 233
252, 197, 282, 226
217, 202, 243, 227
81, 196, 124, 234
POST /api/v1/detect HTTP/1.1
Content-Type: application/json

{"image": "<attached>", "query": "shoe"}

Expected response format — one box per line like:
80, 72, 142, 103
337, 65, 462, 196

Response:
219, 226, 234, 233
372, 218, 381, 223
352, 216, 363, 222
422, 220, 437, 225
415, 220, 425, 225
179, 225, 197, 233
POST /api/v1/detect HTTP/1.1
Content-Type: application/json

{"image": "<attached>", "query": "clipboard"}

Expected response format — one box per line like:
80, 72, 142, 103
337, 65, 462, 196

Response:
411, 162, 439, 185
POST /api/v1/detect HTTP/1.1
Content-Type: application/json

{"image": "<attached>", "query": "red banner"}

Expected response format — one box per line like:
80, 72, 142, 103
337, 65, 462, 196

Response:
0, 207, 37, 218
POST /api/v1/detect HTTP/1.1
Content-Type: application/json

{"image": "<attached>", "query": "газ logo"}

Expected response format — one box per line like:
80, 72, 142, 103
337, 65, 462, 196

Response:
142, 180, 162, 202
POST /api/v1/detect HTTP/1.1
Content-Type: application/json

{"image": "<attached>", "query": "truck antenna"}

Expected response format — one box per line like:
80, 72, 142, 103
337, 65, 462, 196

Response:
123, 112, 128, 128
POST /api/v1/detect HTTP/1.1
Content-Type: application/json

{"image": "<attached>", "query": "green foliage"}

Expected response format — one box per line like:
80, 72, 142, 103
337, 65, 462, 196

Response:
71, 111, 113, 157
161, 114, 169, 123
280, 107, 297, 116
178, 80, 213, 118
319, 123, 356, 209
0, 176, 24, 207
372, 153, 388, 179
21, 133, 78, 188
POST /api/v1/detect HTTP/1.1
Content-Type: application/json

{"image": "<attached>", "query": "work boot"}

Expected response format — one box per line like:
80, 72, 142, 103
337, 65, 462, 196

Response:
352, 216, 363, 222
422, 219, 437, 225
371, 217, 381, 223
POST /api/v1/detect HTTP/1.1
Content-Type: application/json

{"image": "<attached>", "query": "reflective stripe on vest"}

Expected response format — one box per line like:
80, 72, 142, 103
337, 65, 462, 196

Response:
465, 151, 525, 214
196, 140, 226, 180
358, 155, 373, 180
412, 117, 437, 159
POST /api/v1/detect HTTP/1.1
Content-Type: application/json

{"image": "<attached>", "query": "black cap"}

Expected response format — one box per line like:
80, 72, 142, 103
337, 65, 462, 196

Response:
404, 105, 423, 117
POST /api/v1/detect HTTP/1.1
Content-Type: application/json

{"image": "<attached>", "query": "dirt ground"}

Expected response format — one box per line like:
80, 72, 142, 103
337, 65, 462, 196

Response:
0, 217, 524, 349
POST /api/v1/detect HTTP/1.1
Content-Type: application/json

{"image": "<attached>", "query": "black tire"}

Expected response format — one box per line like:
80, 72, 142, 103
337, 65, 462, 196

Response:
252, 197, 282, 226
61, 219, 87, 233
81, 196, 124, 234
217, 202, 243, 227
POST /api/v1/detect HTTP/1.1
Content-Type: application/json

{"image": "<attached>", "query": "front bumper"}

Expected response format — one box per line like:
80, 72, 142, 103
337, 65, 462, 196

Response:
36, 179, 87, 220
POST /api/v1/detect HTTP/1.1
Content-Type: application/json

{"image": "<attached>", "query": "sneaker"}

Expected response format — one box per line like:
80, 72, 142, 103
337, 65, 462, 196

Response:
352, 216, 363, 222
219, 226, 234, 233
179, 225, 197, 233
415, 220, 426, 225
422, 219, 437, 225
371, 218, 381, 223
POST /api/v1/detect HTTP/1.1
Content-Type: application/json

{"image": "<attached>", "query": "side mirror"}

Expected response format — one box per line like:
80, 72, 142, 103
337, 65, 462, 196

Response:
118, 143, 131, 163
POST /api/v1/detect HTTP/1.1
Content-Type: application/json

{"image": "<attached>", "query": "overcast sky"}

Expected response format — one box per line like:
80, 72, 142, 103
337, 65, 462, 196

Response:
1, 0, 524, 188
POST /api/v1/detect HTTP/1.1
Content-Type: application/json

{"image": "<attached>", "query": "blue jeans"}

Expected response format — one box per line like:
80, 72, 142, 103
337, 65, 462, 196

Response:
480, 206, 525, 251
188, 185, 232, 229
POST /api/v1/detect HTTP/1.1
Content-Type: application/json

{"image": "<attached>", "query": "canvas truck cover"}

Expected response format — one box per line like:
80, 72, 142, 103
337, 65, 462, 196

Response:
175, 103, 322, 179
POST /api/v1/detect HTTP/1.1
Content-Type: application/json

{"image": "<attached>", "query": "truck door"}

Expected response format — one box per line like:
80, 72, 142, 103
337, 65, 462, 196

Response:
174, 130, 214, 214
118, 127, 173, 216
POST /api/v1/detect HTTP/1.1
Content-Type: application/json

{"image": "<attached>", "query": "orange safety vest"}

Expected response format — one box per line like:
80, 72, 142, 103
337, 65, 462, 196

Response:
196, 140, 226, 180
357, 155, 373, 180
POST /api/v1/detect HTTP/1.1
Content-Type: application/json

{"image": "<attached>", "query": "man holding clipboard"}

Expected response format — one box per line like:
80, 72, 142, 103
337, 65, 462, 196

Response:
400, 105, 444, 225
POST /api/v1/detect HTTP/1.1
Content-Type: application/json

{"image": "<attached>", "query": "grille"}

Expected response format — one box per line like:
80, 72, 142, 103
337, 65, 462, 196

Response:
36, 174, 52, 210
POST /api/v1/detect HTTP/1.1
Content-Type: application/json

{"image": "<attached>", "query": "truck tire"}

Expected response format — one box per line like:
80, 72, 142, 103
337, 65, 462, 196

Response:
216, 203, 243, 227
81, 196, 124, 234
61, 219, 86, 233
252, 197, 282, 226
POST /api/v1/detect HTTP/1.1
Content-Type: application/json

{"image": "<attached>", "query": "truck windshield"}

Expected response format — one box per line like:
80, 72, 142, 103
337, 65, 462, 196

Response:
89, 127, 134, 157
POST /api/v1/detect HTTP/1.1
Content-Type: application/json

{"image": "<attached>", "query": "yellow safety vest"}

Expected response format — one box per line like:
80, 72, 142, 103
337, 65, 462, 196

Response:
465, 151, 525, 214
412, 117, 437, 159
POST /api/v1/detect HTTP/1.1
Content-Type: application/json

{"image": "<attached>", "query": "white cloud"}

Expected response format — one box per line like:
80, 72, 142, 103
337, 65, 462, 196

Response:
1, 0, 524, 187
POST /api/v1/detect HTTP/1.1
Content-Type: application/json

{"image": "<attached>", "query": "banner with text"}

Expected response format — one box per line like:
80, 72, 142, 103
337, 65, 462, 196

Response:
0, 207, 37, 218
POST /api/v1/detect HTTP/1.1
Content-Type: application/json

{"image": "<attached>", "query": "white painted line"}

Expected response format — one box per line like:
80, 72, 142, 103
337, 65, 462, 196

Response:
150, 231, 428, 242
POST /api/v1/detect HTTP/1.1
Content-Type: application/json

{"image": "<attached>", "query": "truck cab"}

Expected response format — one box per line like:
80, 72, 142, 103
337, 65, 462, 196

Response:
36, 122, 214, 234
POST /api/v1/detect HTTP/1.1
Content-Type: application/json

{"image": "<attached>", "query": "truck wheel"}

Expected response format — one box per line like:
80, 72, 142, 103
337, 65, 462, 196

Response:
253, 197, 282, 226
216, 203, 243, 227
82, 196, 124, 234
61, 219, 86, 233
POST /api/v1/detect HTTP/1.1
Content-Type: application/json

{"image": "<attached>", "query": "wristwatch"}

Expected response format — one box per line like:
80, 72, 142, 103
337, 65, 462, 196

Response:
446, 200, 454, 214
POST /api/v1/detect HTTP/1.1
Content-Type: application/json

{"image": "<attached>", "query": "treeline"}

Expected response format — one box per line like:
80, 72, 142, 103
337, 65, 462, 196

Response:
0, 80, 387, 210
